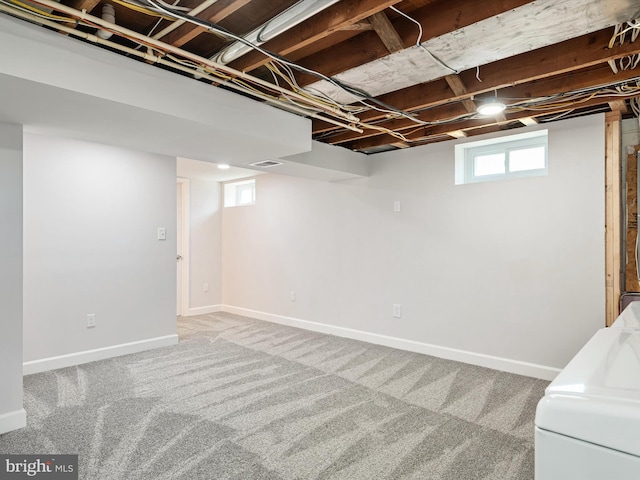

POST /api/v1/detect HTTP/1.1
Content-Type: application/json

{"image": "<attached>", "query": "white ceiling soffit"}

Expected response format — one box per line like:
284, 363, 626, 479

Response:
309, 0, 640, 104
177, 157, 264, 182
0, 15, 310, 164
274, 140, 371, 182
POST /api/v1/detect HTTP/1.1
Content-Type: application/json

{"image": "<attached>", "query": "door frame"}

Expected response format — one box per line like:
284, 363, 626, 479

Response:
177, 177, 190, 316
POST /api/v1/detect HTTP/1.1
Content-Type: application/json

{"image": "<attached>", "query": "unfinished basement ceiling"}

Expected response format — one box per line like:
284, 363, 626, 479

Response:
2, 0, 640, 153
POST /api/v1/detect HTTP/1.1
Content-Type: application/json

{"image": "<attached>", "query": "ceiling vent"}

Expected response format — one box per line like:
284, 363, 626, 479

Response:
250, 160, 283, 168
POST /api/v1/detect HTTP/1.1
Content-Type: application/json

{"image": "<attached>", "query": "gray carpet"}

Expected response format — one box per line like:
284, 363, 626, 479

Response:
0, 313, 548, 479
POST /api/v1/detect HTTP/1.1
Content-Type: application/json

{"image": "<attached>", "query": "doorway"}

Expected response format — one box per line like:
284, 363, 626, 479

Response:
177, 178, 189, 316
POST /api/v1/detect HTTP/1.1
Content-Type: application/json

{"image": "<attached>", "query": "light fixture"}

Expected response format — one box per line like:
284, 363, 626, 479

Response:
477, 98, 506, 116
217, 163, 230, 170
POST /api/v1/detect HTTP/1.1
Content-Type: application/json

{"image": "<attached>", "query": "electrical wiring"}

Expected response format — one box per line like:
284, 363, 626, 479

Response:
476, 66, 483, 82
149, 0, 218, 40
321, 76, 640, 143
607, 19, 640, 74
609, 19, 640, 49
317, 118, 413, 143
133, 0, 183, 50
137, 17, 164, 48
169, 54, 339, 119
358, 123, 410, 142
418, 45, 458, 74
110, 0, 174, 19
266, 62, 368, 114
316, 107, 477, 144
390, 5, 422, 45
500, 79, 640, 114
239, 14, 432, 123
540, 109, 576, 122
267, 62, 329, 105
119, 0, 191, 12
0, 0, 75, 22
631, 96, 640, 116
266, 63, 334, 106
2, 0, 368, 132
510, 92, 600, 112
151, 0, 190, 12
143, 0, 361, 97
0, 6, 364, 136
141, 0, 431, 125
389, 5, 458, 74
7, 0, 640, 146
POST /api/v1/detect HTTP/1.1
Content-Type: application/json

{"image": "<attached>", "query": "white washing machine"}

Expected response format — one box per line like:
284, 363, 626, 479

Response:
612, 301, 640, 329
535, 328, 640, 479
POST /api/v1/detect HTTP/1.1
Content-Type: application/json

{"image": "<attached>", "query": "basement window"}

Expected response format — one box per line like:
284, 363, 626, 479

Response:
455, 130, 548, 185
224, 179, 255, 207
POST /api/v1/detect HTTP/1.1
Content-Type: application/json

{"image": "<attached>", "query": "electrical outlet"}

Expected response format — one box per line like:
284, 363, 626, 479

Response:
393, 304, 402, 318
290, 291, 296, 301
87, 314, 96, 329
203, 283, 209, 292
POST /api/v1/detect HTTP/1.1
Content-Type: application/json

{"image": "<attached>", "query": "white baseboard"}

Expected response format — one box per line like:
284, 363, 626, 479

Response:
0, 408, 26, 434
185, 305, 223, 316
221, 305, 560, 381
23, 334, 179, 375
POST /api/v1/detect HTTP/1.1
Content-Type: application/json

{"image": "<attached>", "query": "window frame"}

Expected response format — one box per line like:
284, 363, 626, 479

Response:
224, 179, 256, 208
455, 129, 548, 185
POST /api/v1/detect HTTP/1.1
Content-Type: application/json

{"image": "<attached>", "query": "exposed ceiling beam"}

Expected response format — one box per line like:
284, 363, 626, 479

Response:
326, 62, 640, 144
61, 0, 100, 29
324, 102, 469, 145
292, 0, 535, 86
229, 0, 402, 73
520, 117, 539, 126
313, 27, 640, 135
608, 99, 629, 113
447, 130, 467, 138
338, 22, 375, 31
321, 63, 640, 145
66, 0, 100, 12
368, 11, 404, 53
345, 95, 625, 151
444, 74, 477, 112
160, 0, 251, 47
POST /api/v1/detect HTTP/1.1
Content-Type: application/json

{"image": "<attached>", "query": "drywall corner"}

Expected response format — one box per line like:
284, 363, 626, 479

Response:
0, 122, 24, 434
273, 140, 371, 181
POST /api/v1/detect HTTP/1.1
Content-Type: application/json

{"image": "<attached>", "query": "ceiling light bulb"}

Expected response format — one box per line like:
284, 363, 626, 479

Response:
217, 164, 230, 170
477, 99, 506, 116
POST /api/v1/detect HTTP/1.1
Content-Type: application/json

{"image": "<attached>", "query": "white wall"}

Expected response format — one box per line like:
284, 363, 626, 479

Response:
185, 178, 222, 312
0, 123, 25, 433
622, 117, 640, 149
23, 134, 178, 371
222, 115, 605, 377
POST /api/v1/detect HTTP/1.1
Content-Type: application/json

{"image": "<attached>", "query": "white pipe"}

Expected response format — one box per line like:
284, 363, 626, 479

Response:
213, 0, 341, 65
96, 4, 115, 39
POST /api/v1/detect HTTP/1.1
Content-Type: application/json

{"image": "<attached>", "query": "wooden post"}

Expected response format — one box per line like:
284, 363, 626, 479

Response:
605, 111, 622, 326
